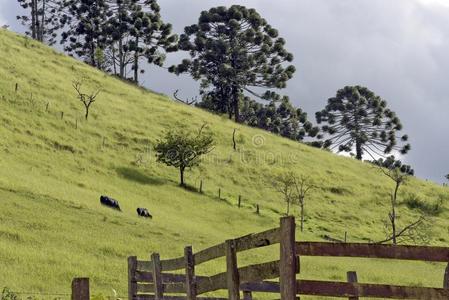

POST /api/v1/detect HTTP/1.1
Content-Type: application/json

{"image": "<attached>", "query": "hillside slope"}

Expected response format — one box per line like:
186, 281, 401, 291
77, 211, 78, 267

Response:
1, 29, 448, 297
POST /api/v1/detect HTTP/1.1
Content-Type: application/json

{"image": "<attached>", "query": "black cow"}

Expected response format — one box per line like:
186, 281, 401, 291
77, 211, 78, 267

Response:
100, 195, 121, 211
137, 207, 152, 218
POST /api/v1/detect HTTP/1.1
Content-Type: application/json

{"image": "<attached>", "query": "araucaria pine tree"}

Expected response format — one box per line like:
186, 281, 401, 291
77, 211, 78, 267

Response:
17, 0, 63, 45
60, 0, 110, 68
106, 0, 177, 82
169, 5, 296, 123
316, 86, 411, 160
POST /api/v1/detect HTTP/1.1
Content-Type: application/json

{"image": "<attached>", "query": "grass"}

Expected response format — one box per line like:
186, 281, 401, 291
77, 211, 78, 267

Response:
0, 29, 449, 299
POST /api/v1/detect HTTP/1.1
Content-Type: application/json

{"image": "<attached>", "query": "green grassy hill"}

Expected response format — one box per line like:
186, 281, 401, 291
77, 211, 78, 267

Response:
1, 29, 448, 298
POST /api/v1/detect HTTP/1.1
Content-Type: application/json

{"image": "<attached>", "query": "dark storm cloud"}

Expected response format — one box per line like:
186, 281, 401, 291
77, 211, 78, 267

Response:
1, 0, 448, 183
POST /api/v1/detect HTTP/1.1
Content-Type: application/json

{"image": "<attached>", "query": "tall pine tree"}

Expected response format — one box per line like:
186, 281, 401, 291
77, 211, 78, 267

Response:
60, 0, 111, 68
316, 86, 411, 160
169, 5, 295, 122
17, 0, 63, 45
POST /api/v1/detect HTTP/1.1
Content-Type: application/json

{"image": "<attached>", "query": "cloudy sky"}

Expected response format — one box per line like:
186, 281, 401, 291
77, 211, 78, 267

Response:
1, 0, 448, 183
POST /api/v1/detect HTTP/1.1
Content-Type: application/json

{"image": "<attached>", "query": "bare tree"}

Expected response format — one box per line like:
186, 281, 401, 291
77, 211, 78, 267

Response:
72, 79, 101, 120
376, 167, 430, 245
173, 90, 197, 105
271, 172, 296, 215
293, 175, 315, 232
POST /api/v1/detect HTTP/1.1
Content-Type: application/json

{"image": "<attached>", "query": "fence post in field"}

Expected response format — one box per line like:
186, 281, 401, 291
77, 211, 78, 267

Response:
185, 246, 197, 300
128, 256, 137, 300
243, 291, 253, 300
238, 195, 242, 208
347, 271, 359, 300
444, 263, 449, 288
226, 239, 240, 300
151, 253, 164, 300
71, 278, 89, 300
280, 216, 297, 300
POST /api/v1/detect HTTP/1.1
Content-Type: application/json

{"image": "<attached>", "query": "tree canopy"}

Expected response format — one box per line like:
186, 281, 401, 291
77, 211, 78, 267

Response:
59, 0, 176, 81
17, 0, 63, 45
154, 125, 214, 187
316, 86, 411, 160
169, 5, 295, 122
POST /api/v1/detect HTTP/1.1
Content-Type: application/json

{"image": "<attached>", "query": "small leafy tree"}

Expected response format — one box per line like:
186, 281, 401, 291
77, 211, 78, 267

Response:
271, 171, 296, 215
154, 125, 214, 187
316, 86, 410, 160
72, 79, 101, 120
292, 175, 315, 232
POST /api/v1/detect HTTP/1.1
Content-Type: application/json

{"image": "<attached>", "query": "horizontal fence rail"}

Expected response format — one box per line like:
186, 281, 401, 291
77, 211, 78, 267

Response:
129, 216, 449, 300
297, 241, 449, 262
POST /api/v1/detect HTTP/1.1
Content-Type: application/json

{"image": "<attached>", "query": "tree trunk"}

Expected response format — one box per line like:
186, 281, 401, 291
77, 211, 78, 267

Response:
31, 0, 37, 39
134, 36, 139, 83
300, 200, 304, 232
391, 181, 400, 245
355, 139, 363, 160
180, 166, 185, 187
232, 85, 240, 123
85, 106, 89, 120
39, 0, 46, 42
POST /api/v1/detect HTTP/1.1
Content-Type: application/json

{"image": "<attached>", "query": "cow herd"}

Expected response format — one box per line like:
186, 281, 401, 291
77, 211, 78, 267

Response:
100, 195, 152, 219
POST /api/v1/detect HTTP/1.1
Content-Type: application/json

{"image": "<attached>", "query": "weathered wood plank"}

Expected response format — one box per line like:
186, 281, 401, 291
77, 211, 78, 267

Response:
185, 246, 196, 300
72, 278, 89, 300
240, 281, 280, 293
234, 228, 281, 252
128, 256, 138, 300
136, 295, 227, 300
296, 242, 449, 262
193, 228, 281, 266
137, 283, 185, 294
347, 271, 358, 300
239, 260, 280, 283
196, 272, 227, 294
151, 253, 163, 300
280, 217, 297, 300
161, 256, 185, 272
195, 260, 281, 295
296, 280, 449, 299
194, 243, 226, 266
226, 239, 240, 300
137, 283, 154, 293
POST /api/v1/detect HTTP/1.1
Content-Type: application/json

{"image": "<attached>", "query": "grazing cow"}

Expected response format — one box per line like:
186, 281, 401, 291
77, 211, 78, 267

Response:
137, 207, 152, 218
100, 195, 121, 211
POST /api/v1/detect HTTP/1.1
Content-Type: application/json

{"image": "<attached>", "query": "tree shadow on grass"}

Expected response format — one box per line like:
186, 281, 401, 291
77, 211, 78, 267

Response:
116, 167, 165, 185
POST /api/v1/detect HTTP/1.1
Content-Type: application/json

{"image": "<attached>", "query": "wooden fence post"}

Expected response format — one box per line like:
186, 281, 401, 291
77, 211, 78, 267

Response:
256, 204, 260, 214
347, 271, 359, 300
226, 239, 240, 300
199, 180, 203, 193
280, 216, 297, 300
128, 256, 137, 300
242, 291, 253, 300
152, 253, 164, 300
72, 278, 89, 300
444, 263, 449, 288
238, 195, 241, 208
185, 246, 197, 300
219, 188, 221, 199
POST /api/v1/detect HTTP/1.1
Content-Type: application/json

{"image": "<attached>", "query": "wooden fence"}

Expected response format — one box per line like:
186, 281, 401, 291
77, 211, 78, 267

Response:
128, 216, 449, 299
